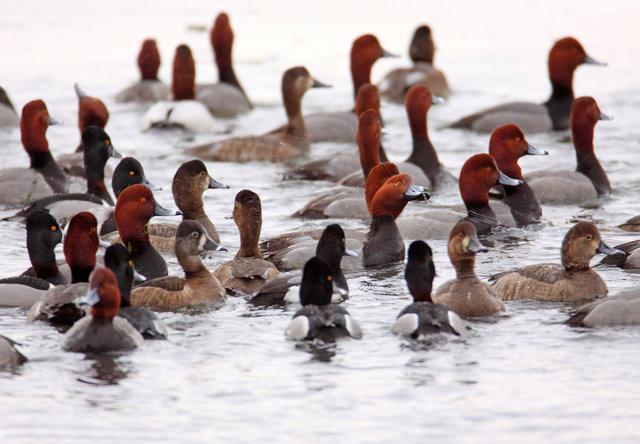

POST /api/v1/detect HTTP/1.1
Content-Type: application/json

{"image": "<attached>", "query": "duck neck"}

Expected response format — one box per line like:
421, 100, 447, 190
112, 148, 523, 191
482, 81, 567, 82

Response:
453, 254, 477, 279
464, 202, 499, 236
351, 61, 373, 99
573, 123, 610, 197
235, 220, 262, 259
283, 94, 306, 137
121, 223, 150, 244
70, 266, 93, 284
544, 80, 574, 130
218, 65, 247, 97
30, 151, 68, 193
502, 181, 542, 226
30, 254, 65, 285
406, 136, 440, 184
86, 178, 113, 205
183, 260, 211, 282
363, 215, 405, 267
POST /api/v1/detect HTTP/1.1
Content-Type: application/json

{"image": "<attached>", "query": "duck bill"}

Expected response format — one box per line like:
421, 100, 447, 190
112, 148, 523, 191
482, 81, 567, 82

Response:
598, 112, 613, 121
204, 235, 227, 252
311, 78, 331, 89
381, 48, 399, 58
526, 143, 548, 156
141, 176, 161, 191
467, 236, 489, 253
48, 117, 63, 126
110, 147, 123, 159
498, 169, 523, 186
154, 201, 181, 217
80, 287, 100, 306
133, 269, 147, 283
98, 238, 112, 248
208, 177, 230, 189
431, 95, 445, 105
403, 184, 431, 201
596, 241, 624, 256
583, 54, 606, 66
344, 248, 358, 257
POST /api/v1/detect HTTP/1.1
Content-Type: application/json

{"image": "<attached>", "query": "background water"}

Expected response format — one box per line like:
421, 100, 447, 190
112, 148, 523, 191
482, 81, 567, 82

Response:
1, 0, 640, 442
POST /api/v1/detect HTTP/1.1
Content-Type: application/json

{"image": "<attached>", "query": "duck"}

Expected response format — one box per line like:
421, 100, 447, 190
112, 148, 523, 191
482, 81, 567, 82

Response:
379, 25, 450, 102
196, 12, 252, 116
490, 222, 622, 302
0, 86, 19, 128
433, 221, 505, 316
130, 220, 226, 308
566, 289, 640, 327
391, 240, 467, 337
0, 100, 67, 207
488, 124, 548, 226
600, 238, 640, 269
363, 173, 431, 268
284, 257, 362, 343
447, 37, 604, 133
115, 38, 170, 103
140, 44, 216, 133
251, 224, 357, 306
213, 190, 279, 295
525, 96, 611, 204
397, 153, 522, 239
115, 184, 180, 279
186, 66, 329, 162
0, 335, 27, 368
61, 268, 144, 353
304, 34, 395, 143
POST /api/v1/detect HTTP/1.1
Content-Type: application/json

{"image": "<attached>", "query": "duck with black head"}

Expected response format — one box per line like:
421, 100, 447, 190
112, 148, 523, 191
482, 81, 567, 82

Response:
285, 257, 362, 343
116, 38, 170, 103
61, 268, 144, 353
196, 12, 252, 116
526, 96, 611, 203
391, 241, 467, 337
433, 221, 504, 317
491, 222, 622, 302
140, 44, 216, 133
447, 37, 604, 133
187, 66, 329, 162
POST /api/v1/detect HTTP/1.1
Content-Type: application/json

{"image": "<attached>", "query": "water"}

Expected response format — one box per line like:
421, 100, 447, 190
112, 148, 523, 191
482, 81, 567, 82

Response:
2, 0, 640, 442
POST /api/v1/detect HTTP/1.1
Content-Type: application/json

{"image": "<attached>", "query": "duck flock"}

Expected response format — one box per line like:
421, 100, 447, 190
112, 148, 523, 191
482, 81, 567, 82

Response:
0, 5, 639, 439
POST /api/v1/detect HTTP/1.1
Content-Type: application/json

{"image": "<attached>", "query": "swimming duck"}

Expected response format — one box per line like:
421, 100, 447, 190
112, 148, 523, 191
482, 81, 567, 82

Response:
140, 44, 216, 133
379, 25, 451, 102
598, 238, 640, 270
115, 38, 171, 103
187, 66, 329, 162
196, 12, 252, 116
525, 96, 611, 203
488, 124, 548, 226
284, 257, 362, 343
61, 268, 144, 353
115, 184, 180, 279
447, 37, 604, 133
566, 289, 640, 327
130, 220, 226, 308
491, 222, 622, 302
433, 221, 504, 316
304, 34, 395, 143
251, 224, 357, 306
0, 86, 19, 128
213, 190, 279, 295
0, 335, 27, 368
0, 100, 67, 207
391, 240, 467, 337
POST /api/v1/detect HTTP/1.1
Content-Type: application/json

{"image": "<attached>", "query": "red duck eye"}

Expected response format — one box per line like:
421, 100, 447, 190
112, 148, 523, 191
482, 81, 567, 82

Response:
105, 140, 110, 146
140, 197, 146, 203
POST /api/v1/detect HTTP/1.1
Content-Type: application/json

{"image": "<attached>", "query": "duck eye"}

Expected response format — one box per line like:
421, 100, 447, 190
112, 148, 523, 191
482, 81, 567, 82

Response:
458, 232, 464, 238
327, 276, 332, 281
192, 232, 199, 238
140, 197, 146, 203
128, 260, 133, 266
200, 172, 206, 177
515, 136, 521, 143
342, 238, 345, 243
105, 140, 110, 146
586, 234, 593, 240
51, 226, 57, 231
129, 171, 135, 176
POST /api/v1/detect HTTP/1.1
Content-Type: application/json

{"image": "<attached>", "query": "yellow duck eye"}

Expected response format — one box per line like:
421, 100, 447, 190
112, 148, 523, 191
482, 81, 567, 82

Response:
129, 171, 135, 176
515, 136, 521, 143
51, 226, 57, 231
128, 260, 133, 266
140, 197, 146, 203
327, 276, 332, 281
105, 140, 110, 146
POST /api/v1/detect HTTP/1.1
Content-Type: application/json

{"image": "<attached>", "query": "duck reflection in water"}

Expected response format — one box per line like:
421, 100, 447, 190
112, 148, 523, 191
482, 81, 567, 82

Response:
77, 354, 131, 386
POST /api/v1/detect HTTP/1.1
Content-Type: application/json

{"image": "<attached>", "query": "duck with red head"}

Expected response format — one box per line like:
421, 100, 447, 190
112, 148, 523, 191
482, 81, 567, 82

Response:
187, 66, 329, 162
304, 34, 396, 143
197, 12, 252, 116
448, 37, 604, 133
363, 173, 430, 268
115, 38, 171, 103
0, 86, 19, 128
491, 222, 622, 302
0, 100, 67, 207
488, 124, 548, 226
526, 97, 611, 203
379, 25, 451, 102
115, 184, 180, 280
61, 268, 143, 353
433, 221, 504, 317
140, 44, 216, 133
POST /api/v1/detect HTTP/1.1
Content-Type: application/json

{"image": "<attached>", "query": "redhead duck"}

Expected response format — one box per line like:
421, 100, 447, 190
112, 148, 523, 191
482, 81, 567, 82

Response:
379, 25, 451, 102
0, 100, 67, 207
196, 12, 252, 116
447, 37, 604, 133
491, 222, 621, 302
213, 190, 279, 295
115, 39, 170, 103
304, 34, 395, 143
251, 224, 357, 306
140, 44, 216, 133
488, 124, 548, 226
391, 241, 467, 337
61, 268, 143, 353
285, 257, 362, 343
115, 184, 180, 279
526, 97, 611, 203
363, 173, 430, 268
0, 86, 19, 128
0, 335, 27, 368
433, 221, 504, 317
187, 66, 329, 162
130, 220, 226, 308
566, 289, 640, 327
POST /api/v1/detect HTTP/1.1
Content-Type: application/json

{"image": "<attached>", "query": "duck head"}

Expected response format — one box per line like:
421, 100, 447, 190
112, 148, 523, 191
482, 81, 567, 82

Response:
405, 240, 436, 302
211, 12, 233, 70
489, 124, 547, 180
355, 83, 381, 117
138, 39, 161, 81
83, 268, 121, 320
448, 220, 488, 276
409, 25, 435, 64
364, 163, 401, 214
63, 212, 98, 283
104, 244, 136, 307
20, 100, 57, 159
75, 84, 109, 132
570, 96, 612, 152
548, 37, 604, 90
299, 257, 334, 306
459, 154, 522, 207
370, 173, 430, 219
405, 84, 440, 139
112, 157, 159, 198
561, 222, 622, 270
351, 34, 396, 97
172, 160, 228, 216
175, 220, 224, 273
316, 223, 358, 264
172, 44, 196, 101
281, 66, 330, 120
232, 189, 262, 258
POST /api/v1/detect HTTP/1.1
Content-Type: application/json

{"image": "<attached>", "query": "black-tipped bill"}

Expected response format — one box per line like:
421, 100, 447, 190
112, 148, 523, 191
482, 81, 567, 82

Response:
498, 170, 522, 186
403, 184, 431, 201
311, 78, 331, 88
431, 95, 445, 105
467, 236, 489, 253
209, 177, 230, 189
583, 54, 606, 66
141, 176, 161, 191
526, 143, 548, 156
154, 201, 181, 217
48, 117, 63, 126
203, 235, 227, 252
596, 241, 624, 256
110, 147, 123, 159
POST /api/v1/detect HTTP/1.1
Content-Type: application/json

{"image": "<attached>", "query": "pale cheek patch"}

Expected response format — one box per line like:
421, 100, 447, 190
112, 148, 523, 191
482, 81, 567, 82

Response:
198, 235, 206, 250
